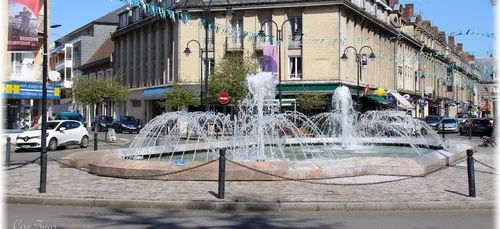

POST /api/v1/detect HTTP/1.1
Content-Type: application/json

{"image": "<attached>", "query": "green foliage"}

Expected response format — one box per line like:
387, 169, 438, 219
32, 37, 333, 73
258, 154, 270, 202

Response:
72, 72, 129, 106
208, 52, 260, 105
161, 82, 200, 111
296, 89, 327, 114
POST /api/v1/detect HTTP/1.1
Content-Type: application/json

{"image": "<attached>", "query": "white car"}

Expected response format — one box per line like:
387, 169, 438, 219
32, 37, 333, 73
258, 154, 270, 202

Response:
15, 120, 89, 151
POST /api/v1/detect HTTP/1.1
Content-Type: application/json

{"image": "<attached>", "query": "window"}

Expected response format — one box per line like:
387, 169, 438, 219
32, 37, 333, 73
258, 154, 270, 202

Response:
65, 46, 72, 59
132, 100, 142, 107
288, 56, 302, 79
289, 17, 302, 35
120, 14, 128, 27
133, 7, 141, 22
97, 71, 104, 78
105, 69, 113, 79
202, 59, 215, 80
259, 17, 273, 45
366, 0, 374, 13
65, 68, 72, 81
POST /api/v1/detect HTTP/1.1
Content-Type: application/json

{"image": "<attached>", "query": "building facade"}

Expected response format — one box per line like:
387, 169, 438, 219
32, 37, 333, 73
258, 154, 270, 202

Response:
49, 6, 125, 123
175, 0, 483, 117
112, 0, 176, 123
2, 0, 62, 132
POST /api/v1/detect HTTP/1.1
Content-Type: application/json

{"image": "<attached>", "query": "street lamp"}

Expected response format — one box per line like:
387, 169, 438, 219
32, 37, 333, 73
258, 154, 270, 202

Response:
182, 0, 233, 112
341, 46, 376, 113
436, 77, 446, 116
184, 40, 203, 109
258, 19, 302, 112
415, 69, 424, 117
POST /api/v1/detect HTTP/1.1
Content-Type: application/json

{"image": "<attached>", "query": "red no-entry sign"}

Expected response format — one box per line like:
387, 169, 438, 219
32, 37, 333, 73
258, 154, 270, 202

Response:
219, 93, 229, 105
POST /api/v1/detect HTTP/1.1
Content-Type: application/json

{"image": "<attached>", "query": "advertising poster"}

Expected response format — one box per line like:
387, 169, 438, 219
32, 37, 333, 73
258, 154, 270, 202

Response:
8, 0, 40, 52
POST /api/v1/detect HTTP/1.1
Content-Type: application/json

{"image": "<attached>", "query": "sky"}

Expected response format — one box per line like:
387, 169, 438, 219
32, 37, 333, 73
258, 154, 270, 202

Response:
49, 0, 496, 57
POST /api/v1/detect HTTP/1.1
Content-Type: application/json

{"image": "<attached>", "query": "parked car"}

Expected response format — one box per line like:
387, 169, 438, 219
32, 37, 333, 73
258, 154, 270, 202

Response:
456, 114, 469, 124
437, 118, 459, 133
459, 118, 493, 136
55, 112, 86, 126
111, 115, 142, 133
15, 120, 89, 151
91, 115, 113, 132
424, 115, 441, 130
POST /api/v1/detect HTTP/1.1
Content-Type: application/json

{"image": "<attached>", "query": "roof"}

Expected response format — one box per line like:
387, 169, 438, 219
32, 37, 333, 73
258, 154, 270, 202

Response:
84, 38, 114, 65
174, 0, 337, 9
54, 5, 127, 44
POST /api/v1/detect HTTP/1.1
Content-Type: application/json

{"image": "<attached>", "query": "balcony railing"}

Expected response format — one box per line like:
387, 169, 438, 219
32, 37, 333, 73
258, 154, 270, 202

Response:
289, 73, 302, 80
253, 35, 274, 51
288, 35, 303, 49
225, 36, 244, 51
202, 38, 214, 51
11, 61, 36, 81
55, 60, 65, 71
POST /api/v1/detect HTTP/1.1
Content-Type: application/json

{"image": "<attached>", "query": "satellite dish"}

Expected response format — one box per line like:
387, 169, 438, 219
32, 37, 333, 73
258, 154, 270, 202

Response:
48, 71, 61, 82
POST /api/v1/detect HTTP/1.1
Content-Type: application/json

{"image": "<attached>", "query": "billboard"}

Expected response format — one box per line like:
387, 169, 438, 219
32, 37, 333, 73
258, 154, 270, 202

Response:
8, 0, 40, 52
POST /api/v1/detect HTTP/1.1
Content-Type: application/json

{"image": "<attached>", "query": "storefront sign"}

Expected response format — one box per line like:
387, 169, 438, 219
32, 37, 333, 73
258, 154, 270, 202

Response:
2, 81, 61, 100
8, 0, 40, 51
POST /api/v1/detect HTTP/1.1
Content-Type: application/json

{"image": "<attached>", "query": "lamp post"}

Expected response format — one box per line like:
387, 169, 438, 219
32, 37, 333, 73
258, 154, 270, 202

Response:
341, 46, 376, 114
39, 2, 62, 193
258, 19, 301, 112
184, 40, 203, 109
436, 78, 445, 116
182, 0, 233, 112
415, 69, 424, 118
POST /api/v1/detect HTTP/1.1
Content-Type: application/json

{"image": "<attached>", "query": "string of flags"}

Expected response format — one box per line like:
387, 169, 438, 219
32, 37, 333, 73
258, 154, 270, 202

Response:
112, 0, 494, 76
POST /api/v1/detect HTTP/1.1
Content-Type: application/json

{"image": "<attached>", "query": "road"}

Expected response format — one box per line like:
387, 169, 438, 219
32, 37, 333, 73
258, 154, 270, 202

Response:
6, 204, 493, 229
7, 132, 137, 163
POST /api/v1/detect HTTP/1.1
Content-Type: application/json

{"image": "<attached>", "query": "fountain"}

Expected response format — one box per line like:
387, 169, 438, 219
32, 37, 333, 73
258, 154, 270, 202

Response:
60, 72, 475, 181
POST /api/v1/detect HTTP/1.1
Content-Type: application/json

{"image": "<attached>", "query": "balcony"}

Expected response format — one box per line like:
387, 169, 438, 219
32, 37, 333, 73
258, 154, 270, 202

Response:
201, 38, 214, 51
11, 61, 37, 81
253, 36, 274, 51
288, 35, 303, 49
225, 36, 244, 52
55, 60, 65, 71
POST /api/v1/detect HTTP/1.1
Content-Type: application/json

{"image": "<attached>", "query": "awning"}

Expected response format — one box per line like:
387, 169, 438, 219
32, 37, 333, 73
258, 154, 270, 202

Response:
389, 91, 414, 110
139, 88, 172, 100
138, 85, 202, 100
365, 95, 389, 104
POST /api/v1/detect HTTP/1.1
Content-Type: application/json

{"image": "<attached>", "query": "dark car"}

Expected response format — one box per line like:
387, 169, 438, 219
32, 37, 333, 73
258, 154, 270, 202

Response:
424, 115, 441, 130
111, 115, 142, 134
459, 118, 493, 136
91, 115, 113, 132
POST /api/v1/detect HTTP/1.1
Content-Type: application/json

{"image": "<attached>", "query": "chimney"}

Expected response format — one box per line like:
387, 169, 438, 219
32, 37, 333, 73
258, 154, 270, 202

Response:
402, 4, 414, 19
467, 55, 475, 63
438, 31, 446, 43
431, 26, 438, 37
422, 20, 431, 29
448, 35, 455, 52
388, 0, 399, 7
456, 43, 463, 54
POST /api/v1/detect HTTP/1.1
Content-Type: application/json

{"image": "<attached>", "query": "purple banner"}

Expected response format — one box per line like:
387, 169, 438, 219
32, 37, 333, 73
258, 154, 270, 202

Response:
262, 45, 278, 81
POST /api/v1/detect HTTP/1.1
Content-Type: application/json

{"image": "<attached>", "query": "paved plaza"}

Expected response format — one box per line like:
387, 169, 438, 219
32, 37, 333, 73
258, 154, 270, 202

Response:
4, 136, 497, 210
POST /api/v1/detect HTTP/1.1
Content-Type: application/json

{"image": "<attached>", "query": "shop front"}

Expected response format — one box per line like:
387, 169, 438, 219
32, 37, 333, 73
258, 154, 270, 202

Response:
2, 81, 61, 132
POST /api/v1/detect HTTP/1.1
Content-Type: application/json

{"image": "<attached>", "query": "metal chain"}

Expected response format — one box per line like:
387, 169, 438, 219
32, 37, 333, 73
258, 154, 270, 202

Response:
473, 159, 497, 170
48, 155, 217, 179
227, 158, 467, 186
3, 157, 41, 171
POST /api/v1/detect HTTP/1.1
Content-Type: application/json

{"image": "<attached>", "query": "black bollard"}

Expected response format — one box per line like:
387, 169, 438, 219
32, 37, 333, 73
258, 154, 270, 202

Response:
466, 149, 476, 197
104, 127, 108, 143
442, 122, 445, 139
94, 131, 98, 151
218, 148, 226, 199
5, 137, 11, 167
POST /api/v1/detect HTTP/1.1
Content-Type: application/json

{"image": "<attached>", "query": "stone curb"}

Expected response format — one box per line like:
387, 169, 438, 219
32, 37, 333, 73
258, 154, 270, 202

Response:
5, 196, 494, 212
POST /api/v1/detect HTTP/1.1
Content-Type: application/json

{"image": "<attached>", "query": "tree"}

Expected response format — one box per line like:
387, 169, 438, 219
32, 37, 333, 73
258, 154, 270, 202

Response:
296, 89, 327, 116
208, 52, 260, 105
160, 82, 200, 111
72, 73, 129, 135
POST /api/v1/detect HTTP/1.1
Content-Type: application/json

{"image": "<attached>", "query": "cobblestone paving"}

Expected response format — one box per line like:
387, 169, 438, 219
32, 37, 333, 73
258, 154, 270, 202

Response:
5, 139, 497, 203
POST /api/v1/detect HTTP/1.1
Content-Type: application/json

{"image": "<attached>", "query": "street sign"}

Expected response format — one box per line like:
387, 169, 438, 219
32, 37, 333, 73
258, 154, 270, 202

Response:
219, 92, 229, 105
173, 161, 185, 166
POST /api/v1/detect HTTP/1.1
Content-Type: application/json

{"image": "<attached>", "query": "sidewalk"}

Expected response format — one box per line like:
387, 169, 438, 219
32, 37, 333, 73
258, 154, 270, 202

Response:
4, 139, 496, 212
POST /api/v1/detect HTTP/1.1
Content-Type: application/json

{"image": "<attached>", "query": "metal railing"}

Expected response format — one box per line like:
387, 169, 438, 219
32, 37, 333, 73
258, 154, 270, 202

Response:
253, 35, 274, 50
289, 73, 302, 79
225, 36, 244, 51
288, 35, 303, 48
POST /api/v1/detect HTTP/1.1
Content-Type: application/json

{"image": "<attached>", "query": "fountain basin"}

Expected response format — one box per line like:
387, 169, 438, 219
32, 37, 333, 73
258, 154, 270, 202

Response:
59, 142, 475, 181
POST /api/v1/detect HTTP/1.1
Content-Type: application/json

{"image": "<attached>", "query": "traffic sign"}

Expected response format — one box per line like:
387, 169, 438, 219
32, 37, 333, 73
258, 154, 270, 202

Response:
219, 92, 229, 105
